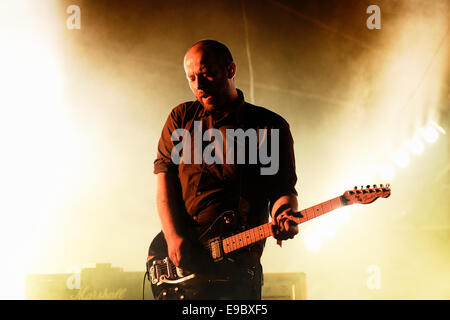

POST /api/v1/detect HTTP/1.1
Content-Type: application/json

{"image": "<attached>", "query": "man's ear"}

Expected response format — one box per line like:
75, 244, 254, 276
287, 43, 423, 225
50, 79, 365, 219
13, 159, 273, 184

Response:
226, 62, 236, 79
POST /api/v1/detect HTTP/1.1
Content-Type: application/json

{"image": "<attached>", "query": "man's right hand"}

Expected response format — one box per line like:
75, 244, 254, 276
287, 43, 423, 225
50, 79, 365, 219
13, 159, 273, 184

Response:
166, 233, 192, 268
166, 233, 213, 273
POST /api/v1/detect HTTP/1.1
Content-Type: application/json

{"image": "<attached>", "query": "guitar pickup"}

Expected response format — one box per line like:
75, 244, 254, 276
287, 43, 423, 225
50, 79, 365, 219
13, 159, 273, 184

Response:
208, 237, 224, 262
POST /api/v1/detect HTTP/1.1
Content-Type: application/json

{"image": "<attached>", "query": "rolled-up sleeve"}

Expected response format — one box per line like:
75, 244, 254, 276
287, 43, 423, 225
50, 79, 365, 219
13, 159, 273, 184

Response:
153, 105, 183, 175
266, 117, 298, 203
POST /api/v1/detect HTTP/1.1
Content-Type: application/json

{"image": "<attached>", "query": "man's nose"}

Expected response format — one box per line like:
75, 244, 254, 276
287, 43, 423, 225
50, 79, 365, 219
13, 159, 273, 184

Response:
195, 75, 208, 91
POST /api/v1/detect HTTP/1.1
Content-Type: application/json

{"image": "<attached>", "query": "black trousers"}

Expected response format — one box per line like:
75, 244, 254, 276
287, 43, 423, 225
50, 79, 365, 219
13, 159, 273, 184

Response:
192, 264, 263, 300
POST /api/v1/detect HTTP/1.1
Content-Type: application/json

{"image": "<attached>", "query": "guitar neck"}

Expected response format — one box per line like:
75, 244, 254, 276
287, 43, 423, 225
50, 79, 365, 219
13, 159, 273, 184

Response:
222, 195, 345, 254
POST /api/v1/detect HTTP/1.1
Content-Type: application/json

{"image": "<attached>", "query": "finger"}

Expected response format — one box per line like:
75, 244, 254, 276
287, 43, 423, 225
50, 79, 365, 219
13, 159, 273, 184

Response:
287, 219, 298, 229
271, 221, 281, 234
280, 233, 291, 240
275, 212, 287, 224
287, 222, 298, 236
272, 225, 287, 241
170, 252, 180, 267
288, 226, 298, 238
290, 211, 303, 218
279, 221, 297, 239
283, 219, 294, 231
276, 228, 291, 240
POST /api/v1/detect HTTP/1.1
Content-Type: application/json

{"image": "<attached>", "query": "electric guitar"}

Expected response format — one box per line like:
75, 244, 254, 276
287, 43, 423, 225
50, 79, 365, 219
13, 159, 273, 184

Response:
147, 184, 391, 300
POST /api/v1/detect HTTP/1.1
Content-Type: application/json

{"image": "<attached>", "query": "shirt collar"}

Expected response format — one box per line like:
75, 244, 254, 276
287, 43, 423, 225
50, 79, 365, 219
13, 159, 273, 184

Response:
197, 89, 246, 124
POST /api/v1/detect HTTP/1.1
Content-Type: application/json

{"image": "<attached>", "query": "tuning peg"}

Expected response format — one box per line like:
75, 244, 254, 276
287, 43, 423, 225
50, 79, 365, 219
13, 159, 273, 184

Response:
386, 183, 390, 187
354, 186, 357, 190
361, 186, 364, 189
380, 184, 383, 187
366, 185, 370, 188
373, 184, 377, 188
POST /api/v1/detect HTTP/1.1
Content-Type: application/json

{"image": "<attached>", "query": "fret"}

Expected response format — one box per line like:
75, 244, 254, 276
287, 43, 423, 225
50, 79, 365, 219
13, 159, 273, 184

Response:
306, 207, 315, 221
258, 225, 265, 240
235, 235, 241, 250
231, 235, 237, 251
298, 210, 307, 223
253, 226, 260, 241
314, 203, 324, 217
297, 211, 308, 224
263, 223, 269, 238
238, 233, 244, 247
243, 232, 248, 247
237, 234, 243, 249
249, 227, 255, 243
251, 227, 256, 242
321, 200, 332, 214
243, 231, 249, 246
254, 227, 259, 241
223, 238, 230, 254
330, 196, 343, 210
234, 235, 240, 250
267, 222, 274, 237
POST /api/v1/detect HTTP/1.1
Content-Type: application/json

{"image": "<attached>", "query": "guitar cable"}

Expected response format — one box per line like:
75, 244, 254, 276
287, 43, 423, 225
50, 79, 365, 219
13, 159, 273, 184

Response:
142, 269, 149, 300
143, 259, 152, 300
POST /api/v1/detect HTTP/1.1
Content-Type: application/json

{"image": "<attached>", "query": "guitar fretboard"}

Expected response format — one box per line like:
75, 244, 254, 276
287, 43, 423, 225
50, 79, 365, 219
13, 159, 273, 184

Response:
222, 196, 344, 254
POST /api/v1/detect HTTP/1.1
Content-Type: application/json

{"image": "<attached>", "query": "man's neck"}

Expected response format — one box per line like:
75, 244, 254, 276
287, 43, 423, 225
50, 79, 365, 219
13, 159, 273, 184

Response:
209, 89, 240, 119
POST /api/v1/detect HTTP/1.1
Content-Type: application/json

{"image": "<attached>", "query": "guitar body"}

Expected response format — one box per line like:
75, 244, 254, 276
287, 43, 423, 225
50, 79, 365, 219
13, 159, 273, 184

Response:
147, 211, 244, 300
147, 231, 210, 300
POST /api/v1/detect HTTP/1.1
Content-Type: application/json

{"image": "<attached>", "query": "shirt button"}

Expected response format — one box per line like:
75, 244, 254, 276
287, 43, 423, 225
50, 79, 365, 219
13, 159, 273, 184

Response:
193, 216, 198, 221
196, 191, 202, 196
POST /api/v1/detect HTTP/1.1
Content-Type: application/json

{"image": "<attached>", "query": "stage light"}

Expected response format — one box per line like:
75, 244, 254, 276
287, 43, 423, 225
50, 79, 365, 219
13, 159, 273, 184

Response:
303, 228, 322, 252
302, 210, 346, 252
0, 1, 84, 299
430, 121, 446, 135
392, 149, 410, 168
335, 206, 351, 224
420, 126, 439, 143
377, 163, 396, 181
406, 136, 425, 156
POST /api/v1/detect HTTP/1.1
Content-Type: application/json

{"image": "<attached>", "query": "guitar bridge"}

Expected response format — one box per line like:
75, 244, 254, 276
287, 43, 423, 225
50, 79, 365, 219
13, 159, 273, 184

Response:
149, 257, 195, 286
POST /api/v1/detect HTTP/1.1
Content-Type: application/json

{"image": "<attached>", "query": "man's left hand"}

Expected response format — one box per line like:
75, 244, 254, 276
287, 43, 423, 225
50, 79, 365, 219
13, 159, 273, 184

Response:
270, 210, 301, 243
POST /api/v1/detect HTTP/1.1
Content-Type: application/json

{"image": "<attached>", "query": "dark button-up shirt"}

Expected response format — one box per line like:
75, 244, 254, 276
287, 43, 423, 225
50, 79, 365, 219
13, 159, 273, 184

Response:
154, 90, 297, 264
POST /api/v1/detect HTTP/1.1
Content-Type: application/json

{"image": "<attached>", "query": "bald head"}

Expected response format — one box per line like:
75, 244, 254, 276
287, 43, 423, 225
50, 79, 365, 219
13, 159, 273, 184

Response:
185, 40, 234, 69
183, 40, 238, 112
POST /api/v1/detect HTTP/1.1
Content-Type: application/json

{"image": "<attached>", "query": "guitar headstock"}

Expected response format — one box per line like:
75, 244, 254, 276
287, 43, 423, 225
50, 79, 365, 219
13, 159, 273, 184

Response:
342, 184, 391, 205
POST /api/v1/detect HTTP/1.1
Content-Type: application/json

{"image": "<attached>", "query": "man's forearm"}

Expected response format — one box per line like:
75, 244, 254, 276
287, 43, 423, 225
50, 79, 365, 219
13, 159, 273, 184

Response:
156, 172, 193, 267
156, 172, 183, 238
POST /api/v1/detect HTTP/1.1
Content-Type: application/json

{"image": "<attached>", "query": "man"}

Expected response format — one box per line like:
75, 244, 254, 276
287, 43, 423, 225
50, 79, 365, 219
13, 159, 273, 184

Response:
152, 40, 299, 299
